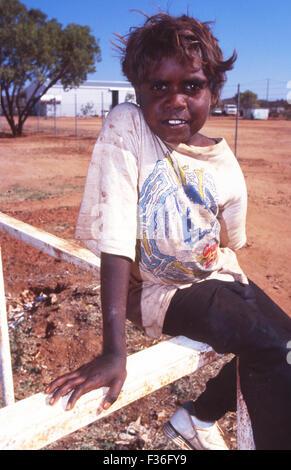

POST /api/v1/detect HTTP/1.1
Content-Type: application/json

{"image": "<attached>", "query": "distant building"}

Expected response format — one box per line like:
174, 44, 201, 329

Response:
25, 80, 136, 117
243, 108, 269, 120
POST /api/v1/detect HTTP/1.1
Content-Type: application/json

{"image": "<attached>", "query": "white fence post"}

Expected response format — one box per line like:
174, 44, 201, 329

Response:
0, 247, 15, 406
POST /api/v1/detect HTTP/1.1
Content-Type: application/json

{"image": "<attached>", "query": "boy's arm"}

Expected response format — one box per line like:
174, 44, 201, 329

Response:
45, 252, 131, 411
219, 175, 247, 251
218, 198, 247, 251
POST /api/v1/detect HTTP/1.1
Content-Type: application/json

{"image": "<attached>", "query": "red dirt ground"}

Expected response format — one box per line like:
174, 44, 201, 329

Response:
0, 115, 290, 450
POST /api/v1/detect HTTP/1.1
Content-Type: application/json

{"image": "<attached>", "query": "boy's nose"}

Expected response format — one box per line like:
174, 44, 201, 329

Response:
165, 92, 187, 111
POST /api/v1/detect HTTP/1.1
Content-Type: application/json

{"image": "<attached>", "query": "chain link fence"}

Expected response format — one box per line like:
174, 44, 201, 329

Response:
0, 112, 104, 139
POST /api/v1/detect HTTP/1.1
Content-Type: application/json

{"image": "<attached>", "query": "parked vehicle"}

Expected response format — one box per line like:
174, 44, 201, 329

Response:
223, 104, 237, 115
211, 107, 223, 115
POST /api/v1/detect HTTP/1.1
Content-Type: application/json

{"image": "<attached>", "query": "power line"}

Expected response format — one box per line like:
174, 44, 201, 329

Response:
222, 78, 289, 100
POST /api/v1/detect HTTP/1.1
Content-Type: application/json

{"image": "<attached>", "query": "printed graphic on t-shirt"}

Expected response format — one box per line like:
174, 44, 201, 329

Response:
137, 153, 220, 283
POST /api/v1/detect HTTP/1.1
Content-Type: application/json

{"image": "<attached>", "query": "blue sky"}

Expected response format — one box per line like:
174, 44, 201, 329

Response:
22, 0, 291, 100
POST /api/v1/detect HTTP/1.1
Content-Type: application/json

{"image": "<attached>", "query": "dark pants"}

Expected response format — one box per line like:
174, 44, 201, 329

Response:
162, 279, 291, 450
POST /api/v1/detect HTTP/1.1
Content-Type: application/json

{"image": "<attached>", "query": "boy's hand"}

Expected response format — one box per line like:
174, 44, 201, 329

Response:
45, 352, 127, 412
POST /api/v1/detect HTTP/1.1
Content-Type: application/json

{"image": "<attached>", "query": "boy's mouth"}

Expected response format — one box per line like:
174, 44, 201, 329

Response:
164, 119, 188, 127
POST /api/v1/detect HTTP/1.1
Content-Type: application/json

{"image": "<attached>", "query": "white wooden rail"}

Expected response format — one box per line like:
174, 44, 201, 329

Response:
0, 211, 255, 450
0, 337, 220, 450
0, 211, 101, 275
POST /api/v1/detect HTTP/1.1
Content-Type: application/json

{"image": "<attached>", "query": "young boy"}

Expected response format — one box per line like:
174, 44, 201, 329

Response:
45, 13, 291, 450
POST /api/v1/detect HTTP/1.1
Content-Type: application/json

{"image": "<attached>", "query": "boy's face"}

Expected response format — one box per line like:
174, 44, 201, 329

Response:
135, 56, 216, 146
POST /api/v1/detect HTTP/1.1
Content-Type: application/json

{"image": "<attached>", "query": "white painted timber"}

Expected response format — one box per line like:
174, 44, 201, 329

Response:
0, 211, 100, 277
0, 247, 15, 406
0, 336, 219, 450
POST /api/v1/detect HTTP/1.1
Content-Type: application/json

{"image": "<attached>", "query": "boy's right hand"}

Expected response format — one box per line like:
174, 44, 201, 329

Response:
45, 352, 127, 412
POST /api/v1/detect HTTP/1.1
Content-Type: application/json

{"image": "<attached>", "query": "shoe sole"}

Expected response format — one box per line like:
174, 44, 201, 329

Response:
163, 421, 199, 451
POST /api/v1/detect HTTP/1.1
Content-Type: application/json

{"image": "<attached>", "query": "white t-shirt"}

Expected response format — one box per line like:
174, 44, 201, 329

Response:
76, 103, 248, 338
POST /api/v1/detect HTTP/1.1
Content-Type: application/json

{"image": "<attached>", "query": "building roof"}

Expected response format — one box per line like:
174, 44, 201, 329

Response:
52, 80, 134, 90
86, 80, 133, 89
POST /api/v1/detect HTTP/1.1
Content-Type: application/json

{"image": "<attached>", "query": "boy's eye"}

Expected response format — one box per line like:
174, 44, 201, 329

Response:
184, 81, 206, 93
151, 81, 168, 92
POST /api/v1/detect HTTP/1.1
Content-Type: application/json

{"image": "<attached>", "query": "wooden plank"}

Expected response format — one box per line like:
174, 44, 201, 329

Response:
0, 211, 100, 277
0, 247, 15, 406
0, 336, 219, 450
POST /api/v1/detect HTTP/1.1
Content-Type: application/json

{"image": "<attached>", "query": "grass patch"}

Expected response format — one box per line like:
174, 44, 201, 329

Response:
0, 185, 52, 202
0, 183, 84, 202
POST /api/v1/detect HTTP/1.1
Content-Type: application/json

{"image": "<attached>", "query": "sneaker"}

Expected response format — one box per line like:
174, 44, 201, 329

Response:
163, 402, 228, 450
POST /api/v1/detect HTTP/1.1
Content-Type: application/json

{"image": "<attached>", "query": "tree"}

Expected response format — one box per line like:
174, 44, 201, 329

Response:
80, 101, 96, 117
235, 90, 258, 110
0, 0, 101, 136
125, 92, 136, 103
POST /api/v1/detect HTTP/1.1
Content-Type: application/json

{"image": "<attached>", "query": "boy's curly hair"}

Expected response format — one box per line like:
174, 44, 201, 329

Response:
113, 13, 237, 99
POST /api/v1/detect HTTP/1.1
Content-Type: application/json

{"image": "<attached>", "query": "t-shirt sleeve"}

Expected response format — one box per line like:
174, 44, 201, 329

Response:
75, 104, 140, 261
218, 158, 248, 251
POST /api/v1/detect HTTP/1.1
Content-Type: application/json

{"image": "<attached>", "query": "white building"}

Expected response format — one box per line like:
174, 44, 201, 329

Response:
26, 80, 136, 117
242, 108, 269, 120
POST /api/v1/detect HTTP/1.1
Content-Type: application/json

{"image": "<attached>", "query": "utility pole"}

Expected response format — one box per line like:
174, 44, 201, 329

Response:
37, 99, 40, 134
75, 92, 78, 138
101, 92, 104, 123
53, 98, 57, 137
235, 84, 240, 158
266, 78, 270, 103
